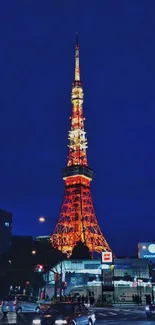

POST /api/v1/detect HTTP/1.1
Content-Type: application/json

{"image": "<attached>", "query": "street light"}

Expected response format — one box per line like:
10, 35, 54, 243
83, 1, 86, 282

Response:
38, 215, 63, 301
32, 250, 36, 255
39, 216, 46, 223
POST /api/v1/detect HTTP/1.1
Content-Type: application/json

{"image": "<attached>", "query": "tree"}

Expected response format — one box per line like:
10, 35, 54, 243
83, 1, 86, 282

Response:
71, 241, 92, 259
0, 239, 67, 297
29, 272, 46, 296
32, 241, 67, 269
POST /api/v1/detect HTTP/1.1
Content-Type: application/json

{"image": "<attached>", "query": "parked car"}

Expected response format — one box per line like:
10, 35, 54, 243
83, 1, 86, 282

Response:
33, 302, 96, 325
2, 294, 40, 315
119, 294, 132, 302
145, 301, 155, 318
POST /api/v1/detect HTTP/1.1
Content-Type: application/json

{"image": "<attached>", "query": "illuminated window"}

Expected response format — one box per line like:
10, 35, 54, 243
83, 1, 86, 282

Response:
5, 222, 9, 227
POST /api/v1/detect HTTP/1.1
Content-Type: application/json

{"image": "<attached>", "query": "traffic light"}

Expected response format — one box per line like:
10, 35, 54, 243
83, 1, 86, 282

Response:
34, 264, 44, 272
62, 281, 67, 289
25, 281, 30, 285
54, 273, 60, 281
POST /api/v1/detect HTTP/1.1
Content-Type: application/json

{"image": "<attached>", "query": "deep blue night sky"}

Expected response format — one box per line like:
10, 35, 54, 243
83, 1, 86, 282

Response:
0, 1, 155, 256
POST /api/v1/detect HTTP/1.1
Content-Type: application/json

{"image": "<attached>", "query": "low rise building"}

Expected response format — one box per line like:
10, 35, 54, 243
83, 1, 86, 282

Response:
0, 209, 12, 256
46, 257, 153, 302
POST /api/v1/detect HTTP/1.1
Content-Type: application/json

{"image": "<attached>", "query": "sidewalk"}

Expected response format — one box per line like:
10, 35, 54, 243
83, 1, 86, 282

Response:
94, 303, 145, 310
114, 303, 145, 308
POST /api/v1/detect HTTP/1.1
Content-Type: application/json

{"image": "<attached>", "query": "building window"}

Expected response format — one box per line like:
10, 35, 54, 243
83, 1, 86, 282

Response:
5, 222, 9, 227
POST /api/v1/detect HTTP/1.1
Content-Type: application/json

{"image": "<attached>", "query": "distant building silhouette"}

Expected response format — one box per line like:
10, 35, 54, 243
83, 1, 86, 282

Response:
11, 235, 33, 260
0, 209, 12, 255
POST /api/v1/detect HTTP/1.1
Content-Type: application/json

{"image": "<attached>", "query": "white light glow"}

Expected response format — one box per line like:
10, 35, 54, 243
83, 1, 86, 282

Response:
148, 244, 155, 253
100, 264, 110, 269
32, 320, 41, 325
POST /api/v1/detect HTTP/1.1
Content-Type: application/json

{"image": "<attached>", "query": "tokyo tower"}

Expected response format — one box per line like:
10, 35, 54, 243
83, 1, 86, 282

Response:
50, 34, 112, 257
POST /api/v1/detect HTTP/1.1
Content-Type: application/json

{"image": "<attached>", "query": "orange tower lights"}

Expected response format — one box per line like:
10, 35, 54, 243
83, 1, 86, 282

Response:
50, 34, 112, 257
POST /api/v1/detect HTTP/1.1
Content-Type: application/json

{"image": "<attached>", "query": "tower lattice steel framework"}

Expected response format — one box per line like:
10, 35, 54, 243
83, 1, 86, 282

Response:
50, 34, 112, 257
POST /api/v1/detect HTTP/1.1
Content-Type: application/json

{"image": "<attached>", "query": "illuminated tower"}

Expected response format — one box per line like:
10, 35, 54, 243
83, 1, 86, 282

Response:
50, 34, 112, 257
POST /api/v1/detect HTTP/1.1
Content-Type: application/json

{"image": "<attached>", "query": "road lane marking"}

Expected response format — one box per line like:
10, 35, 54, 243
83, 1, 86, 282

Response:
98, 312, 107, 316
111, 308, 121, 311
122, 309, 130, 312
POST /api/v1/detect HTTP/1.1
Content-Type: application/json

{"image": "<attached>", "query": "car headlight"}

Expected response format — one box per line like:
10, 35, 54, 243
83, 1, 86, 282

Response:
145, 306, 150, 311
32, 320, 41, 325
55, 321, 67, 324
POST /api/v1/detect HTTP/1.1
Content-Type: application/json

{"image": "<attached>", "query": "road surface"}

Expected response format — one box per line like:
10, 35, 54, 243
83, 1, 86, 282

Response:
0, 305, 153, 324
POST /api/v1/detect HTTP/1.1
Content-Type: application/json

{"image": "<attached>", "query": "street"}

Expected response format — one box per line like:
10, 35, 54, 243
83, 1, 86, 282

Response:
94, 305, 154, 322
0, 305, 154, 324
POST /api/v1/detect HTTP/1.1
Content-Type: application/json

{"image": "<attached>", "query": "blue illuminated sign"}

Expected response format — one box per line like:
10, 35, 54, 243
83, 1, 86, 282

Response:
84, 264, 100, 269
115, 264, 131, 269
138, 242, 155, 260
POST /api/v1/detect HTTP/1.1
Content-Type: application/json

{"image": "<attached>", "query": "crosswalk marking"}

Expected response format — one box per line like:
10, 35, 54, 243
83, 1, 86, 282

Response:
98, 312, 107, 317
122, 309, 130, 312
96, 306, 145, 320
0, 308, 146, 323
0, 312, 30, 324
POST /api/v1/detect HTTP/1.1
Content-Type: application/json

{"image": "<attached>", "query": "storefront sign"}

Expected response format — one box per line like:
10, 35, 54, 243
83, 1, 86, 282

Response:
84, 264, 100, 269
115, 264, 131, 269
102, 252, 112, 263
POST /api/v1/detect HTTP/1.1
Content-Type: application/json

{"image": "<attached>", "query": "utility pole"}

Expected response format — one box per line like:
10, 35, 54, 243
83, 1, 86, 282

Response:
38, 216, 60, 300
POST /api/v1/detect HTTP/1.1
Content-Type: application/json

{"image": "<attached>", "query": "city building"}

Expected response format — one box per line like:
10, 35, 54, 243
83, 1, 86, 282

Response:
34, 236, 50, 250
11, 235, 33, 268
33, 235, 51, 256
138, 242, 155, 261
32, 235, 64, 271
0, 235, 33, 296
45, 258, 153, 302
12, 235, 33, 250
35, 236, 50, 243
138, 242, 155, 290
0, 209, 12, 255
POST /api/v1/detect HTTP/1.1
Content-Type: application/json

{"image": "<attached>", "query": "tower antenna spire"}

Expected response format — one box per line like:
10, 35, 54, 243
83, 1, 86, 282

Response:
76, 32, 79, 46
75, 32, 80, 81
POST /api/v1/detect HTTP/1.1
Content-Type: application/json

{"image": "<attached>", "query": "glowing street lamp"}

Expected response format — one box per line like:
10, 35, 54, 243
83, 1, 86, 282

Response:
39, 216, 46, 223
38, 216, 53, 223
32, 250, 36, 255
38, 214, 63, 299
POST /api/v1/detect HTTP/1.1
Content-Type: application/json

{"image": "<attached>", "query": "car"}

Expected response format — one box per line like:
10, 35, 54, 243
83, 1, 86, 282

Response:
119, 294, 132, 302
32, 302, 96, 325
2, 294, 40, 315
145, 301, 155, 318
